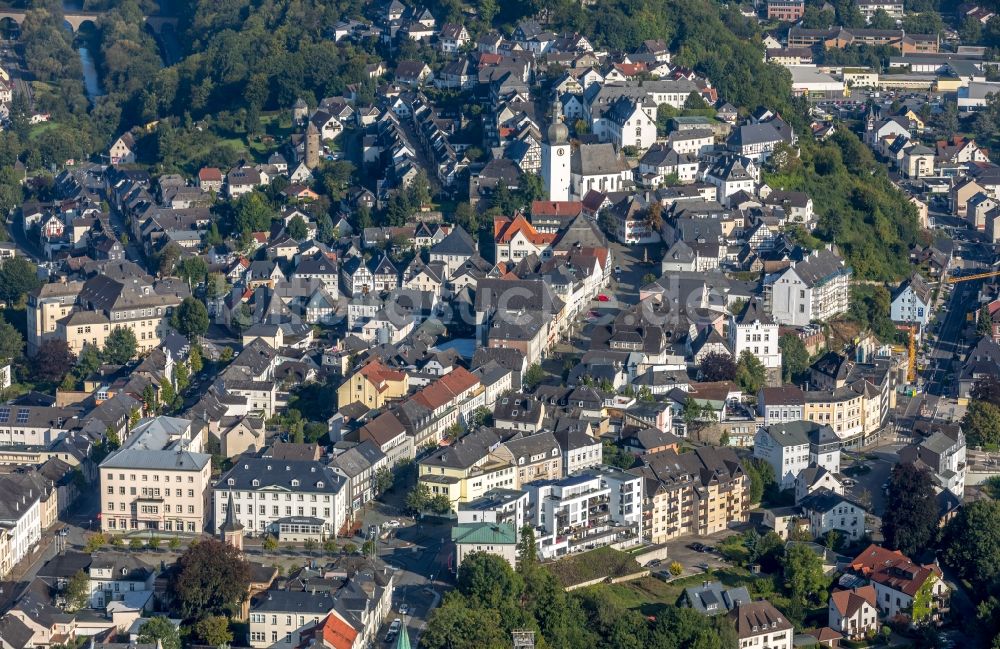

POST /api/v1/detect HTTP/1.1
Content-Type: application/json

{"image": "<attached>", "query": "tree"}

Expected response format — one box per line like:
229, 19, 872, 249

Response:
421, 598, 509, 649
963, 399, 1000, 448
374, 466, 393, 496
157, 242, 183, 278
783, 542, 829, 606
287, 214, 308, 240
668, 561, 683, 576
869, 8, 896, 29
405, 483, 432, 513
138, 617, 181, 649
262, 535, 279, 551
0, 256, 41, 304
64, 569, 90, 611
700, 352, 737, 382
172, 297, 210, 339
453, 202, 479, 234
882, 463, 939, 556
233, 191, 274, 233
176, 257, 209, 287
684, 91, 708, 109
172, 538, 251, 619
457, 552, 524, 610
979, 305, 993, 336
744, 458, 776, 505
129, 537, 144, 550
32, 340, 76, 383
517, 525, 537, 573
0, 319, 24, 364
942, 499, 1000, 591
779, 333, 810, 383
103, 327, 138, 364
84, 533, 106, 553
189, 345, 203, 373
736, 350, 767, 395
194, 615, 233, 646
524, 363, 545, 389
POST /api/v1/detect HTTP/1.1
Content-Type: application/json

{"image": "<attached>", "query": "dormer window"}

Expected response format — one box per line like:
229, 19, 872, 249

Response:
317, 481, 324, 488
227, 479, 235, 486
519, 457, 525, 465
252, 479, 260, 487
291, 479, 300, 487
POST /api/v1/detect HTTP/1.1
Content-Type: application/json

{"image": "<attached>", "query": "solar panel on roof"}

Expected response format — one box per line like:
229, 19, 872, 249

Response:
16, 409, 29, 424
0, 407, 10, 423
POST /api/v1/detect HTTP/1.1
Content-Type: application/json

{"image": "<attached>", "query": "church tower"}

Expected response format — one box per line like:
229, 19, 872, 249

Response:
219, 491, 244, 552
540, 97, 570, 202
305, 121, 320, 170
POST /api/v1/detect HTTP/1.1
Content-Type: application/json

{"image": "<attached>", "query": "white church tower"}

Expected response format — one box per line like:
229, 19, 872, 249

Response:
541, 98, 570, 202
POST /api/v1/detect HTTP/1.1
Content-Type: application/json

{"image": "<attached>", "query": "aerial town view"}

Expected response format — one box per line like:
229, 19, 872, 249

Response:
0, 0, 998, 647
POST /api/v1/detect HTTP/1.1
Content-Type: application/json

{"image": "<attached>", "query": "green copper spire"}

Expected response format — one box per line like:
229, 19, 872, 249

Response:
394, 627, 411, 649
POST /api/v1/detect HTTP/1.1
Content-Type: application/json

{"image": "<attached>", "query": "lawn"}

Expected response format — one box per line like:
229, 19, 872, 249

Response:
575, 567, 754, 617
548, 547, 643, 588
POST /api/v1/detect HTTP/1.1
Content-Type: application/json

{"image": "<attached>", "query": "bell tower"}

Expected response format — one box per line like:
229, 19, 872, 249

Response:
540, 97, 571, 202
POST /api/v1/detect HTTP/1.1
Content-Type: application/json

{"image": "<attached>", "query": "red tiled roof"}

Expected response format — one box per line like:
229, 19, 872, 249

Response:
315, 613, 359, 649
198, 167, 223, 181
849, 544, 942, 597
531, 200, 584, 217
358, 359, 407, 392
494, 215, 556, 246
830, 585, 876, 617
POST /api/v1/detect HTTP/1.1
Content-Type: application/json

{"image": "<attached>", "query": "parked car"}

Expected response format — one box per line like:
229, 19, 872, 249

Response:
687, 542, 705, 552
596, 294, 610, 302
385, 619, 402, 643
385, 520, 401, 528
398, 603, 409, 615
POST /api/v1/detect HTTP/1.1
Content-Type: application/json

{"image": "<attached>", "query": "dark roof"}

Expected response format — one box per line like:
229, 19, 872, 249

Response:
217, 458, 345, 493
430, 226, 477, 256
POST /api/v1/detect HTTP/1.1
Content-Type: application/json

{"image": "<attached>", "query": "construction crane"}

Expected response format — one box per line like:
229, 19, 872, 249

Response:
946, 269, 1000, 284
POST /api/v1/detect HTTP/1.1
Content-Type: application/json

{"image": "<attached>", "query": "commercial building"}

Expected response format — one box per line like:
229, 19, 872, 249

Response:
99, 416, 211, 534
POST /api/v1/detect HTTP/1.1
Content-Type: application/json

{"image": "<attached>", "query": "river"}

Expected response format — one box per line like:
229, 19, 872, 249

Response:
78, 45, 103, 103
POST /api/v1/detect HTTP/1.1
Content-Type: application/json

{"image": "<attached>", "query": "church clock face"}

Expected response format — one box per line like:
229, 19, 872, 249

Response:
557, 147, 565, 156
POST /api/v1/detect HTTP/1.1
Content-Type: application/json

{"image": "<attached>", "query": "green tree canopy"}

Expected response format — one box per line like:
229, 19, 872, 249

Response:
736, 350, 767, 394
138, 617, 181, 649
172, 297, 210, 339
0, 257, 42, 304
172, 538, 251, 619
779, 333, 810, 383
103, 327, 138, 365
881, 463, 939, 556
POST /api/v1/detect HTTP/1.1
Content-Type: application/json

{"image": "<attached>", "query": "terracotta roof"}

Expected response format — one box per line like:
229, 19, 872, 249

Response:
849, 544, 942, 596
830, 585, 876, 617
358, 359, 407, 392
531, 200, 584, 217
494, 214, 556, 246
315, 613, 359, 649
198, 167, 223, 181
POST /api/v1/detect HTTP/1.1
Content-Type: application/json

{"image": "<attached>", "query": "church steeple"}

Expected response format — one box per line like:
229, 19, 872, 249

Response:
220, 491, 244, 551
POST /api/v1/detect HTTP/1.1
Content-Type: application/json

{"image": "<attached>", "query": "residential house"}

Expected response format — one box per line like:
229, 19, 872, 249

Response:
829, 586, 879, 639
849, 544, 950, 624
765, 247, 851, 326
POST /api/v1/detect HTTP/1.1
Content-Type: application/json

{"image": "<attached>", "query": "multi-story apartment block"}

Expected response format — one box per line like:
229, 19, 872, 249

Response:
765, 247, 851, 326
214, 457, 348, 539
524, 466, 643, 559
40, 272, 186, 355
99, 416, 211, 534
419, 429, 518, 510
26, 280, 84, 354
629, 446, 749, 544
767, 0, 805, 21
0, 473, 42, 577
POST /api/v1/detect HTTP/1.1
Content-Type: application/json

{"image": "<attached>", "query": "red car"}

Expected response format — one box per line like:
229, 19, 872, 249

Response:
596, 294, 610, 302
